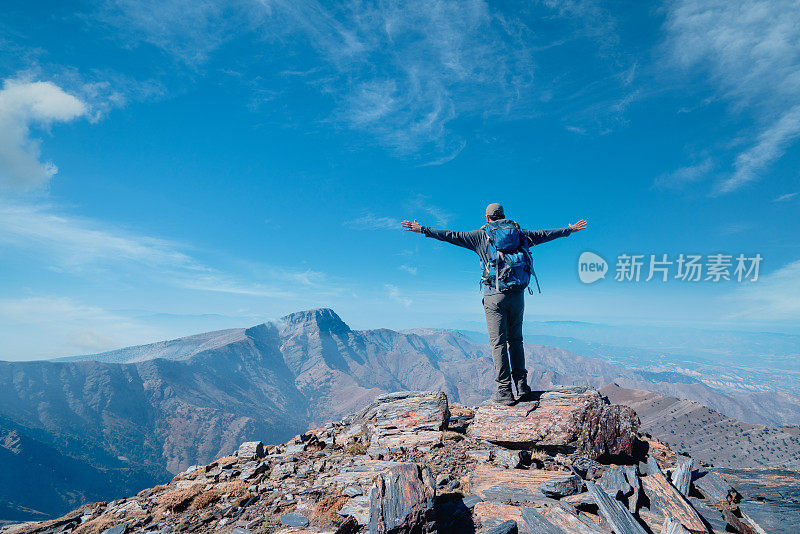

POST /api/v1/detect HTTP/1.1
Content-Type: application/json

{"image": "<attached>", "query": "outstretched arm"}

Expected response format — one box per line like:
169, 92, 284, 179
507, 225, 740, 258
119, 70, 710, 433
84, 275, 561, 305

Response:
524, 219, 588, 245
402, 219, 483, 252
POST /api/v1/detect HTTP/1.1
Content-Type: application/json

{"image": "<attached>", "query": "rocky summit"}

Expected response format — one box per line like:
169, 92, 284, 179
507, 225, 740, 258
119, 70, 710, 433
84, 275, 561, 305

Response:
3, 388, 767, 534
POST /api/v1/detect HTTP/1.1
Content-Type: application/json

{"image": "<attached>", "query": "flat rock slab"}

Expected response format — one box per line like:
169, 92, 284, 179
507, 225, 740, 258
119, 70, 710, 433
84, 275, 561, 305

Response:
360, 391, 450, 452
468, 387, 639, 459
536, 502, 607, 534
642, 458, 708, 534
279, 512, 309, 527
473, 502, 580, 534
368, 463, 436, 534
469, 465, 573, 505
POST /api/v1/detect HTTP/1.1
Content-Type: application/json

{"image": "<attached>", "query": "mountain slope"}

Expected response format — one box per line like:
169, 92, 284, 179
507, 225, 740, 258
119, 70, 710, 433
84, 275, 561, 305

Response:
601, 383, 800, 469
1, 308, 796, 522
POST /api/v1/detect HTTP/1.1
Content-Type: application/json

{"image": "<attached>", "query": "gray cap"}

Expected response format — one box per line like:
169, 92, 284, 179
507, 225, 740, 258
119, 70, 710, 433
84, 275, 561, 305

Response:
485, 203, 505, 219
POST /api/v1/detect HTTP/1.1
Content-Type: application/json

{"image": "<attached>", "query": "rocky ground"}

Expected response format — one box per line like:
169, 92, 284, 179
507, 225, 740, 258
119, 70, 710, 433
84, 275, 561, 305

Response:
2, 387, 771, 534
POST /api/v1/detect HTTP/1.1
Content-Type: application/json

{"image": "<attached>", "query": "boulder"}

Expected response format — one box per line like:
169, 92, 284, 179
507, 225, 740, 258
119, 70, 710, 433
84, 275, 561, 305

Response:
360, 391, 449, 452
539, 473, 583, 498
367, 463, 436, 534
468, 387, 639, 459
237, 441, 265, 460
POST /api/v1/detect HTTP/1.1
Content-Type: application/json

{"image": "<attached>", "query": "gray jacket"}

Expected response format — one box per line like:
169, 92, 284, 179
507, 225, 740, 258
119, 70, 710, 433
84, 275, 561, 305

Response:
421, 220, 572, 295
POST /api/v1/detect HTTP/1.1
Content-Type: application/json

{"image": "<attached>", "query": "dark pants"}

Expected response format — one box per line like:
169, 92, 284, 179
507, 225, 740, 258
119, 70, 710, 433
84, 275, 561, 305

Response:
483, 290, 528, 394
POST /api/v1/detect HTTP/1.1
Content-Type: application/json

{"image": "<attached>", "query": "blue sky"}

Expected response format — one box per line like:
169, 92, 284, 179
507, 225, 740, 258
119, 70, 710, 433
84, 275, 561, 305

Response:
1, 0, 799, 360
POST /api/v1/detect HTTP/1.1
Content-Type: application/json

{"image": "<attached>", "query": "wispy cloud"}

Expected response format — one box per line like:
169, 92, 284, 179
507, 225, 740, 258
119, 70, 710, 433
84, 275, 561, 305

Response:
409, 195, 452, 226
385, 283, 412, 308
654, 158, 713, 190
0, 201, 329, 297
719, 105, 800, 193
0, 296, 157, 357
774, 191, 799, 202
343, 213, 401, 231
724, 260, 800, 322
665, 0, 800, 193
0, 78, 88, 190
399, 265, 418, 275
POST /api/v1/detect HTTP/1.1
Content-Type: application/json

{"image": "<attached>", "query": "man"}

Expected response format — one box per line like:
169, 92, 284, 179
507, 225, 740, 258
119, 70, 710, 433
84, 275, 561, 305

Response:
402, 203, 587, 405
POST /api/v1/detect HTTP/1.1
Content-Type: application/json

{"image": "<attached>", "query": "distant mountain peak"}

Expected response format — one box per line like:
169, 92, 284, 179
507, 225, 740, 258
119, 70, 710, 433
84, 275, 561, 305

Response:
279, 308, 351, 335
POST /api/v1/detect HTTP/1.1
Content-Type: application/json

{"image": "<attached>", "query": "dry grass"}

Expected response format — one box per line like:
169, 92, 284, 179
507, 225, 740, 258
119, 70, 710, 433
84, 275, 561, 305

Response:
155, 483, 203, 513
217, 480, 252, 504
308, 495, 348, 526
137, 483, 169, 499
191, 490, 220, 509
442, 430, 464, 441
72, 514, 120, 534
529, 448, 550, 462
346, 442, 367, 456
216, 455, 238, 467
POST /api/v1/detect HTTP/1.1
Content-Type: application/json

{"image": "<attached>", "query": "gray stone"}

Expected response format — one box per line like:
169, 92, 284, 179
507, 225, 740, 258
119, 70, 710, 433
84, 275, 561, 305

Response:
461, 494, 483, 509
231, 528, 253, 534
368, 463, 436, 534
237, 441, 265, 459
481, 519, 518, 534
101, 526, 128, 534
280, 512, 309, 527
344, 485, 364, 497
539, 473, 583, 498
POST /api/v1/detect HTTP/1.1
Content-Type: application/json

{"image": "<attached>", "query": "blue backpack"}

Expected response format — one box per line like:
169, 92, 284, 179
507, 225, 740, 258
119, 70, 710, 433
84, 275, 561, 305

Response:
481, 219, 541, 293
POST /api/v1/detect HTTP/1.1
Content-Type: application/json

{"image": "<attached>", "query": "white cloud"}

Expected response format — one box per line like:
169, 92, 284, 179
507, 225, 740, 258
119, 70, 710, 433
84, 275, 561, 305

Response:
409, 195, 452, 226
385, 284, 412, 308
399, 265, 418, 275
774, 191, 799, 202
0, 201, 330, 297
720, 105, 800, 193
655, 158, 714, 190
724, 260, 800, 322
0, 78, 88, 190
0, 297, 157, 358
665, 0, 800, 193
343, 213, 401, 231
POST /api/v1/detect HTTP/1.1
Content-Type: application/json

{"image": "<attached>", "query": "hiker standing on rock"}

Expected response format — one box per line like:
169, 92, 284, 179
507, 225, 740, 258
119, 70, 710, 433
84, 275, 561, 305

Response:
402, 203, 587, 406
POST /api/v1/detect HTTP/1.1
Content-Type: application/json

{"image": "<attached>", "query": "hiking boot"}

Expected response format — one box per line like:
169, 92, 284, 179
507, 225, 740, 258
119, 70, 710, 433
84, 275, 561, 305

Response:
516, 383, 538, 403
491, 389, 516, 406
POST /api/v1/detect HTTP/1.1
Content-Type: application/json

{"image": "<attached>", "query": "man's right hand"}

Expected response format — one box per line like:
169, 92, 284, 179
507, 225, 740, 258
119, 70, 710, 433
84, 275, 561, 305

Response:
402, 219, 422, 233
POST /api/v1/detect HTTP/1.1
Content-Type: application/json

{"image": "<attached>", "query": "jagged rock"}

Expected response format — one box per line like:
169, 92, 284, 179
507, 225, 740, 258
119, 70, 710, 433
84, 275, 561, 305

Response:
641, 458, 708, 533
468, 387, 639, 459
237, 441, 265, 460
360, 391, 449, 453
571, 457, 606, 480
587, 480, 648, 534
661, 519, 691, 534
670, 458, 693, 497
481, 519, 518, 534
537, 502, 606, 533
462, 494, 483, 509
339, 495, 370, 524
473, 502, 579, 534
101, 526, 127, 534
691, 469, 740, 509
493, 448, 525, 469
280, 512, 309, 527
367, 463, 436, 534
539, 474, 583, 498
343, 485, 364, 497
599, 466, 632, 499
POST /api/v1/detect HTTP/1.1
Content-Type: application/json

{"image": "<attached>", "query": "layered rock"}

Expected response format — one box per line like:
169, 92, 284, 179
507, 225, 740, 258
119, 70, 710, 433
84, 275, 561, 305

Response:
468, 386, 639, 459
2, 389, 767, 534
